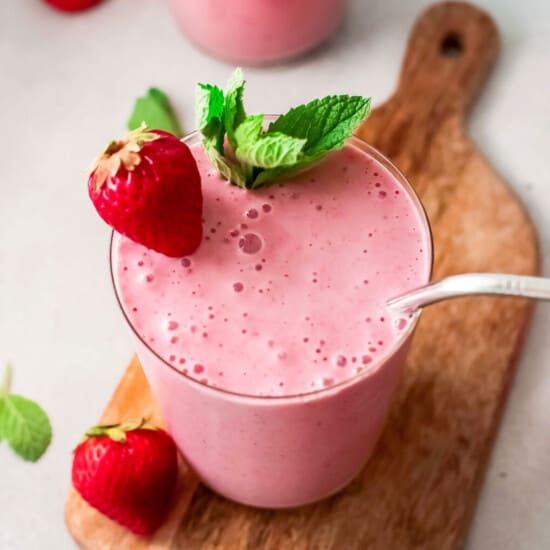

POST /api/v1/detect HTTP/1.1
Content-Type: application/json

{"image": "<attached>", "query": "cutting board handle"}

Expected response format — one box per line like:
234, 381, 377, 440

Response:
357, 2, 500, 159
394, 1, 499, 120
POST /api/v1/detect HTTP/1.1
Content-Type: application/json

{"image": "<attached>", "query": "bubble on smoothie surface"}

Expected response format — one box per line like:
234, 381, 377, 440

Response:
335, 355, 347, 367
239, 233, 262, 254
396, 318, 408, 330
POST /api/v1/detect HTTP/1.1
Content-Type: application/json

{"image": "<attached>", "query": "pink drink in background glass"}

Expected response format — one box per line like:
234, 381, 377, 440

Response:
111, 132, 432, 508
169, 0, 348, 65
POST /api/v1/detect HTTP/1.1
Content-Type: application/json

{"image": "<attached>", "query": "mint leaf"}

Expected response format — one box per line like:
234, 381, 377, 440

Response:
203, 140, 248, 188
268, 95, 371, 157
224, 68, 246, 150
234, 114, 263, 146
0, 395, 52, 462
236, 132, 306, 169
196, 84, 224, 131
232, 115, 305, 180
196, 83, 225, 155
196, 83, 240, 183
0, 364, 52, 462
128, 87, 183, 138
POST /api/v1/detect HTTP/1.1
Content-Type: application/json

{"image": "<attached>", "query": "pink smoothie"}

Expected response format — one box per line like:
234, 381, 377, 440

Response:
111, 135, 432, 507
169, 0, 348, 65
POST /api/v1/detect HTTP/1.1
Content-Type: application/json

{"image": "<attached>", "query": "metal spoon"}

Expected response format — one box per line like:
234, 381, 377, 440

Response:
387, 273, 550, 313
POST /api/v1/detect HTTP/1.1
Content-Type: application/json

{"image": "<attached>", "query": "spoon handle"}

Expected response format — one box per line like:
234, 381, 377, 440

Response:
388, 273, 550, 313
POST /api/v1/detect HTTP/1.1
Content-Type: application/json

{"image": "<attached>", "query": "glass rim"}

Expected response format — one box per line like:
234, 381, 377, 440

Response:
109, 128, 434, 403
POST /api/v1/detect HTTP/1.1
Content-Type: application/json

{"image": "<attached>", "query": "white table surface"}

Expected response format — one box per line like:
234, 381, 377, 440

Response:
1, 0, 549, 548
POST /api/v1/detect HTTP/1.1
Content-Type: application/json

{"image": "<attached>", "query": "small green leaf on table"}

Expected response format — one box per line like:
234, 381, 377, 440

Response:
0, 363, 52, 462
128, 87, 183, 138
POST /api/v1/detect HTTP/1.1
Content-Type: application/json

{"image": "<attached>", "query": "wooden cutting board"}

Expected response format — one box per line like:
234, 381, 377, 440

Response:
65, 2, 539, 548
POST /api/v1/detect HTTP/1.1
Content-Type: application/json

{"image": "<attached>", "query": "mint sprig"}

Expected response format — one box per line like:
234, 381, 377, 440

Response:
196, 68, 371, 189
0, 364, 52, 462
128, 87, 183, 138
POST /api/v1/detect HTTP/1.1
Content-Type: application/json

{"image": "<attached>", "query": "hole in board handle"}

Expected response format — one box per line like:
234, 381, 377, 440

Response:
440, 33, 464, 57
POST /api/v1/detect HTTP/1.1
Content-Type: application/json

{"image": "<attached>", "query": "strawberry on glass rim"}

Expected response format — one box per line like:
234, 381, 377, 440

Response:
88, 124, 203, 258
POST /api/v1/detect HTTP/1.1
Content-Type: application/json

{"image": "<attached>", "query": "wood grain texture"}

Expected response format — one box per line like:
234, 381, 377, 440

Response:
65, 2, 539, 548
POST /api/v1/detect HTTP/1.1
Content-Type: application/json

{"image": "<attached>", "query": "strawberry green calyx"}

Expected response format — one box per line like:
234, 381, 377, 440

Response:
89, 124, 160, 192
84, 418, 149, 444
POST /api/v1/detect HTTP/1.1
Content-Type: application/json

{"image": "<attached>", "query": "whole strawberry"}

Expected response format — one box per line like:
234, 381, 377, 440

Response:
88, 125, 203, 257
72, 419, 178, 535
44, 0, 104, 12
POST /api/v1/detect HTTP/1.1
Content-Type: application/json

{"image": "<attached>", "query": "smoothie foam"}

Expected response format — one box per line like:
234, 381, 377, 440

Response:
112, 141, 430, 398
